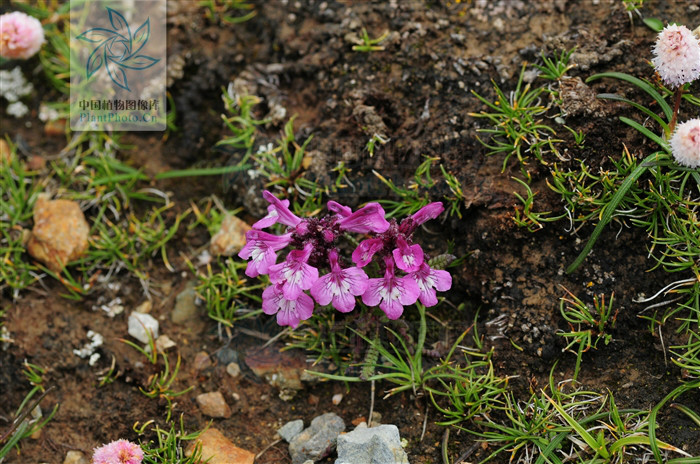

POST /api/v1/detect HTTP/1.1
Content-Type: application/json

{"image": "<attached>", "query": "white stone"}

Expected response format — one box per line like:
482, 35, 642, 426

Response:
128, 312, 159, 344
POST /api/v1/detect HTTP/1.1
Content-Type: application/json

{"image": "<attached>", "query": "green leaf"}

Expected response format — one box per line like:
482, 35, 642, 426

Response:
567, 152, 666, 273
154, 164, 250, 179
544, 391, 610, 459
586, 72, 672, 121
643, 18, 665, 32
618, 117, 670, 152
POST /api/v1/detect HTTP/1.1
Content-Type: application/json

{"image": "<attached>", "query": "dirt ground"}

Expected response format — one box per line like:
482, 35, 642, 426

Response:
2, 1, 700, 463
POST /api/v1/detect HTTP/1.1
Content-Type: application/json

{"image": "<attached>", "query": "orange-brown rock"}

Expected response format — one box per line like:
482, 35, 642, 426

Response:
185, 428, 255, 464
209, 214, 251, 256
27, 196, 90, 272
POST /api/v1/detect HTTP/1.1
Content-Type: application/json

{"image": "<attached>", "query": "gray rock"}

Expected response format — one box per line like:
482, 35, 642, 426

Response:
289, 413, 345, 464
172, 281, 199, 323
335, 424, 409, 464
216, 346, 239, 365
278, 419, 304, 442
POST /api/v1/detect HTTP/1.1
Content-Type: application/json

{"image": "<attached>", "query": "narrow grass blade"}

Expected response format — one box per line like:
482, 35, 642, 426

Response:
649, 380, 700, 464
596, 94, 669, 132
671, 403, 700, 427
543, 391, 610, 459
586, 72, 672, 120
154, 164, 250, 179
567, 152, 664, 273
619, 117, 670, 151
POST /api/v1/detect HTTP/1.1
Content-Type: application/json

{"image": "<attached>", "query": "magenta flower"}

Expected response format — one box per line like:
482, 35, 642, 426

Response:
327, 200, 353, 217
652, 24, 700, 88
238, 230, 292, 277
670, 119, 700, 168
392, 236, 424, 272
0, 11, 45, 60
92, 439, 143, 464
269, 243, 319, 299
410, 262, 452, 307
362, 257, 420, 319
254, 190, 301, 228
411, 202, 445, 227
310, 250, 369, 312
253, 197, 292, 229
337, 203, 390, 233
352, 237, 384, 267
262, 283, 314, 328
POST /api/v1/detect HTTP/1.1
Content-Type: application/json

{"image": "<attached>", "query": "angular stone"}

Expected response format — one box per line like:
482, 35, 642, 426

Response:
193, 351, 213, 371
210, 214, 251, 256
335, 424, 409, 464
63, 450, 88, 464
226, 362, 241, 378
185, 428, 254, 464
155, 334, 176, 352
127, 312, 159, 344
27, 195, 89, 272
289, 413, 345, 464
172, 280, 199, 324
196, 391, 231, 418
244, 345, 306, 400
278, 419, 304, 442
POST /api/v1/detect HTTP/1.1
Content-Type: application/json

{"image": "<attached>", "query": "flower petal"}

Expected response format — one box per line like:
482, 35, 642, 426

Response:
338, 203, 389, 233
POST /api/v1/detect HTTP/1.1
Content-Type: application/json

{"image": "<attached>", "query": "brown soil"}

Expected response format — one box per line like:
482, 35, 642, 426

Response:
2, 1, 699, 463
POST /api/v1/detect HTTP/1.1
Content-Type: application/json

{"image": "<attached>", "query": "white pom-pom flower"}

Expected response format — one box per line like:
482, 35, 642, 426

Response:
652, 24, 700, 88
670, 119, 700, 168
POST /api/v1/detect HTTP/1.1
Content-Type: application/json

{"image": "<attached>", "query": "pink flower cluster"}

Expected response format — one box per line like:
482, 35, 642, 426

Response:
0, 11, 45, 60
92, 439, 143, 464
239, 192, 452, 327
652, 24, 700, 88
670, 118, 700, 168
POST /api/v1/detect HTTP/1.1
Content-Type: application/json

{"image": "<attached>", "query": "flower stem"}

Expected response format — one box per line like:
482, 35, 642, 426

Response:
668, 87, 683, 136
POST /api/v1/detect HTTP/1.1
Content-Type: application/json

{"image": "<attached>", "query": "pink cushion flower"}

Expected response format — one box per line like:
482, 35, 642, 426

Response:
362, 257, 419, 319
0, 11, 45, 60
238, 230, 292, 278
652, 24, 700, 88
92, 439, 143, 464
269, 243, 319, 300
670, 118, 700, 168
310, 250, 369, 312
337, 203, 390, 233
262, 283, 314, 328
410, 262, 452, 307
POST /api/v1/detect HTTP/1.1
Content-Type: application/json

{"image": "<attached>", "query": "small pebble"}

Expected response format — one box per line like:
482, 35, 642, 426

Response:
196, 392, 232, 418
134, 300, 152, 313
332, 393, 343, 405
63, 450, 88, 464
193, 351, 212, 371
127, 312, 159, 344
155, 335, 176, 352
226, 362, 241, 377
278, 419, 304, 442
